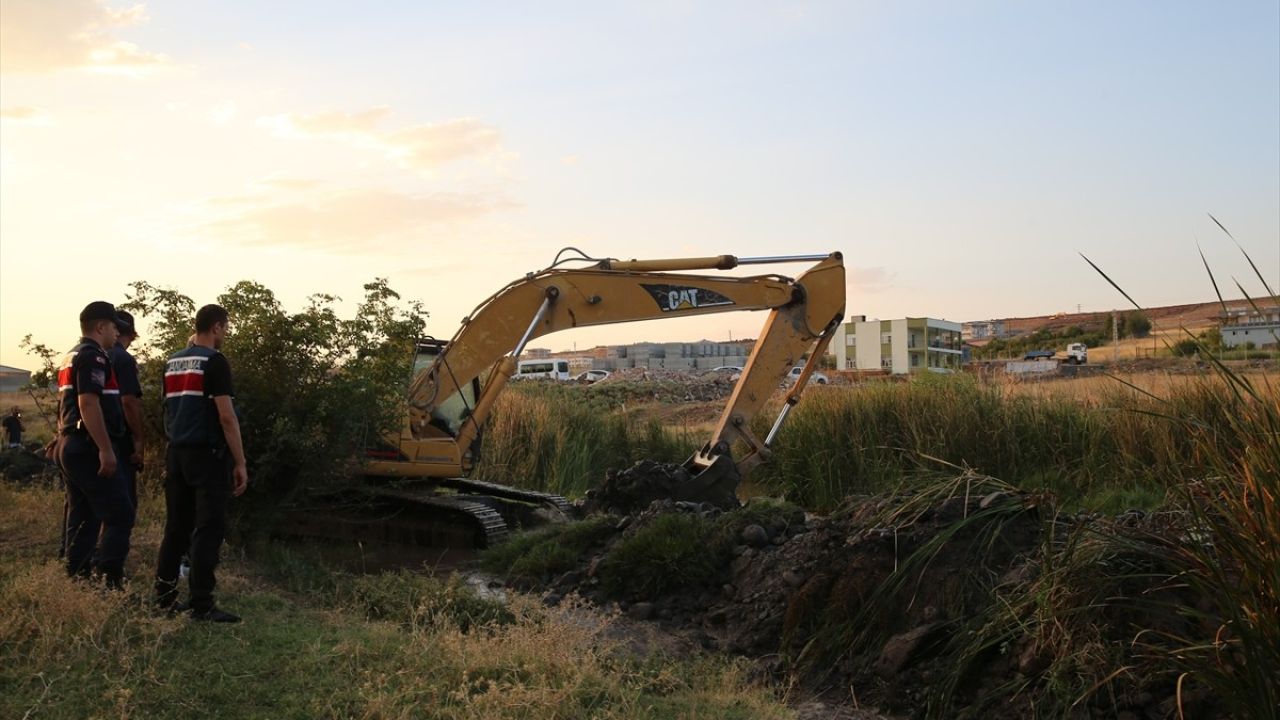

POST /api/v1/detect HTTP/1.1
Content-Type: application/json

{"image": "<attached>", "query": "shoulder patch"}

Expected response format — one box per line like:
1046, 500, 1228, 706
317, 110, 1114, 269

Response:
95, 355, 107, 364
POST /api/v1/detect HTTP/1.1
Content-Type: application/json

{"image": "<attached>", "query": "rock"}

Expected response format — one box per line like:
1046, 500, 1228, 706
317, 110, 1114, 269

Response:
980, 491, 1014, 509
936, 496, 968, 522
587, 557, 604, 577
722, 584, 736, 597
542, 593, 562, 607
628, 602, 655, 620
872, 623, 945, 678
554, 570, 583, 588
731, 555, 753, 575
1017, 642, 1049, 676
741, 524, 770, 548
782, 571, 805, 588
1115, 712, 1139, 720
771, 535, 786, 545
706, 608, 728, 626
1001, 561, 1037, 587
615, 516, 633, 531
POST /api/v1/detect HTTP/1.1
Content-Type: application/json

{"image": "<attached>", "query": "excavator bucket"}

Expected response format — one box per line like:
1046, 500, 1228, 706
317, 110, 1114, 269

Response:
679, 454, 742, 510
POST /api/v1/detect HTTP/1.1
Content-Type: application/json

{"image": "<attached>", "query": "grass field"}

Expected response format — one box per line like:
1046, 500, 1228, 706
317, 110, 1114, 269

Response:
0, 481, 793, 720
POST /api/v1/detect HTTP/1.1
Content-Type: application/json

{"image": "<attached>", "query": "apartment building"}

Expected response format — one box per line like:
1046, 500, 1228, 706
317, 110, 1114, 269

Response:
833, 316, 963, 374
1219, 307, 1280, 349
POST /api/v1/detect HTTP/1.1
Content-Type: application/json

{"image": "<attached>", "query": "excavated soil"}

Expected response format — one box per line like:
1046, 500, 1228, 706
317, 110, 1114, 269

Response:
494, 479, 1227, 720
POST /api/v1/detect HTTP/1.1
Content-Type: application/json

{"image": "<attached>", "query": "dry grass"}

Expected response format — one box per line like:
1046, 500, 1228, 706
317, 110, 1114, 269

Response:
0, 482, 791, 720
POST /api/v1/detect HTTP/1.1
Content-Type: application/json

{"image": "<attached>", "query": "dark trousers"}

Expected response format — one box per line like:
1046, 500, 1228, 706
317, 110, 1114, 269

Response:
155, 446, 230, 611
56, 434, 136, 584
113, 437, 138, 509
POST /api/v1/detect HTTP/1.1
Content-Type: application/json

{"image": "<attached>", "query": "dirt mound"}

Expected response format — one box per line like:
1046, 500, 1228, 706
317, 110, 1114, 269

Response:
0, 446, 57, 484
493, 486, 1228, 718
585, 459, 741, 514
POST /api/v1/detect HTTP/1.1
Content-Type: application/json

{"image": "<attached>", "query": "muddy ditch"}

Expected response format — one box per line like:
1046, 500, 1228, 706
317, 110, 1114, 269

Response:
479, 463, 1229, 719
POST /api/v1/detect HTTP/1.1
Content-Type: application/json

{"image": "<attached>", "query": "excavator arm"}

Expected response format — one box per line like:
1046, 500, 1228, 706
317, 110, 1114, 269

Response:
370, 250, 845, 504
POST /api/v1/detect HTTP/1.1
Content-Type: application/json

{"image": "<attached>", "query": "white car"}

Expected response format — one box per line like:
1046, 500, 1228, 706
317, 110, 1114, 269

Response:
574, 370, 611, 384
707, 366, 744, 381
787, 366, 829, 385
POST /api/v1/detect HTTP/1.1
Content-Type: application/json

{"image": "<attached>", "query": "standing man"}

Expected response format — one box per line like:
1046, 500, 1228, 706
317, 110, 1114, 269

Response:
155, 304, 248, 623
2, 407, 22, 448
55, 301, 135, 589
104, 311, 145, 505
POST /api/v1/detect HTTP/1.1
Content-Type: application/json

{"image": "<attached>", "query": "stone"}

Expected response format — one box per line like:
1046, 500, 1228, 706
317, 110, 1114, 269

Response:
615, 516, 633, 531
1017, 642, 1049, 676
741, 524, 770, 548
587, 556, 604, 577
782, 571, 805, 588
872, 623, 945, 678
980, 491, 1014, 509
628, 602, 655, 621
554, 570, 583, 588
936, 496, 967, 522
542, 593, 562, 607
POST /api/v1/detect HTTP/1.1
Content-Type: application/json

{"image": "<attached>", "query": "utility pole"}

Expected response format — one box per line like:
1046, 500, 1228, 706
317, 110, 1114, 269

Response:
1113, 310, 1120, 363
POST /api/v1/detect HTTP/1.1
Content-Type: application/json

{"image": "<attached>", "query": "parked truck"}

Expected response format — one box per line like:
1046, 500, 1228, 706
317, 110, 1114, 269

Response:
1021, 343, 1088, 365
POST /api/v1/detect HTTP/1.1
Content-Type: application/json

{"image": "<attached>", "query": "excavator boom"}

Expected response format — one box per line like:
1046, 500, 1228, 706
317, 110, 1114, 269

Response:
367, 250, 845, 509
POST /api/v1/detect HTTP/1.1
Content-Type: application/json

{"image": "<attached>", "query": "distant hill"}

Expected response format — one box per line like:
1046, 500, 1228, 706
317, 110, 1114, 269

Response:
991, 298, 1277, 337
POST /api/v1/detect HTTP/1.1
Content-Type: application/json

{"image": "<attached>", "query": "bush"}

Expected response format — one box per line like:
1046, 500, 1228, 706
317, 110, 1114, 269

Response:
480, 516, 616, 583
117, 279, 424, 513
600, 513, 725, 599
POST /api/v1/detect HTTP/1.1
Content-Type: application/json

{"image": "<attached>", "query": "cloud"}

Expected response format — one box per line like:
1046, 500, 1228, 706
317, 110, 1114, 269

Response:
209, 101, 238, 125
849, 266, 893, 291
260, 107, 503, 171
0, 0, 168, 74
195, 186, 517, 252
0, 106, 49, 124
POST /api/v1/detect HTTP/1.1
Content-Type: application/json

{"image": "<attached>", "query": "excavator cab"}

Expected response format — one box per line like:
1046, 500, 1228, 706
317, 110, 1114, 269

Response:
410, 339, 479, 438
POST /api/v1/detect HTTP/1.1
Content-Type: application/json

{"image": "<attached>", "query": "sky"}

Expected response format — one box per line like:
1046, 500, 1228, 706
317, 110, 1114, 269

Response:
1, 1, 1277, 368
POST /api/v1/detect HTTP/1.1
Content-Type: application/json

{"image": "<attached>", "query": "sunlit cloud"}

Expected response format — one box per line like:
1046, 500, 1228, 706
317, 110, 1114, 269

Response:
0, 106, 50, 124
259, 107, 504, 172
209, 101, 238, 125
194, 185, 518, 252
0, 0, 169, 74
850, 266, 893, 292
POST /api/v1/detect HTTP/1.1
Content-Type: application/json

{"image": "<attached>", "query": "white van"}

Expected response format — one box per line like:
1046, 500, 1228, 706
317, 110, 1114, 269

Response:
516, 359, 572, 380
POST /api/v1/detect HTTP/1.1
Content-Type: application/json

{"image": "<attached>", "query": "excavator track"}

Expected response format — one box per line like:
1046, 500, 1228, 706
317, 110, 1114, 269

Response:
362, 486, 510, 547
279, 485, 511, 549
438, 477, 573, 516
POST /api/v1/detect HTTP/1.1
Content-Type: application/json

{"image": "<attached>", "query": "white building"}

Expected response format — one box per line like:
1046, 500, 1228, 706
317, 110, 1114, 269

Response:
834, 317, 963, 374
1219, 307, 1280, 349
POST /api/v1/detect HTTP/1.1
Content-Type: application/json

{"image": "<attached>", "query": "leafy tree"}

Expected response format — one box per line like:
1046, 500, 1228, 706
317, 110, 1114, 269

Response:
1126, 312, 1152, 338
115, 279, 426, 513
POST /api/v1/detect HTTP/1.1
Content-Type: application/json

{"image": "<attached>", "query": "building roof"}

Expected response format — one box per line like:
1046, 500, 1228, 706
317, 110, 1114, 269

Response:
0, 365, 31, 374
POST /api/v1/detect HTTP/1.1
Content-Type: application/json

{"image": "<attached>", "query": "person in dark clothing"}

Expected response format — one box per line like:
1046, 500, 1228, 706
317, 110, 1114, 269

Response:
2, 407, 22, 448
55, 301, 135, 589
104, 311, 145, 506
155, 304, 248, 623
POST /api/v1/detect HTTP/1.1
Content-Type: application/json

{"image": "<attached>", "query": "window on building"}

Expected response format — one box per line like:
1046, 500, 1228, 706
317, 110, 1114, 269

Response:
911, 354, 919, 367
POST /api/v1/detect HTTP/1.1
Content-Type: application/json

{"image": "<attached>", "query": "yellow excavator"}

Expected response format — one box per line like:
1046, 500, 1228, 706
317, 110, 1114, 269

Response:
288, 249, 845, 547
